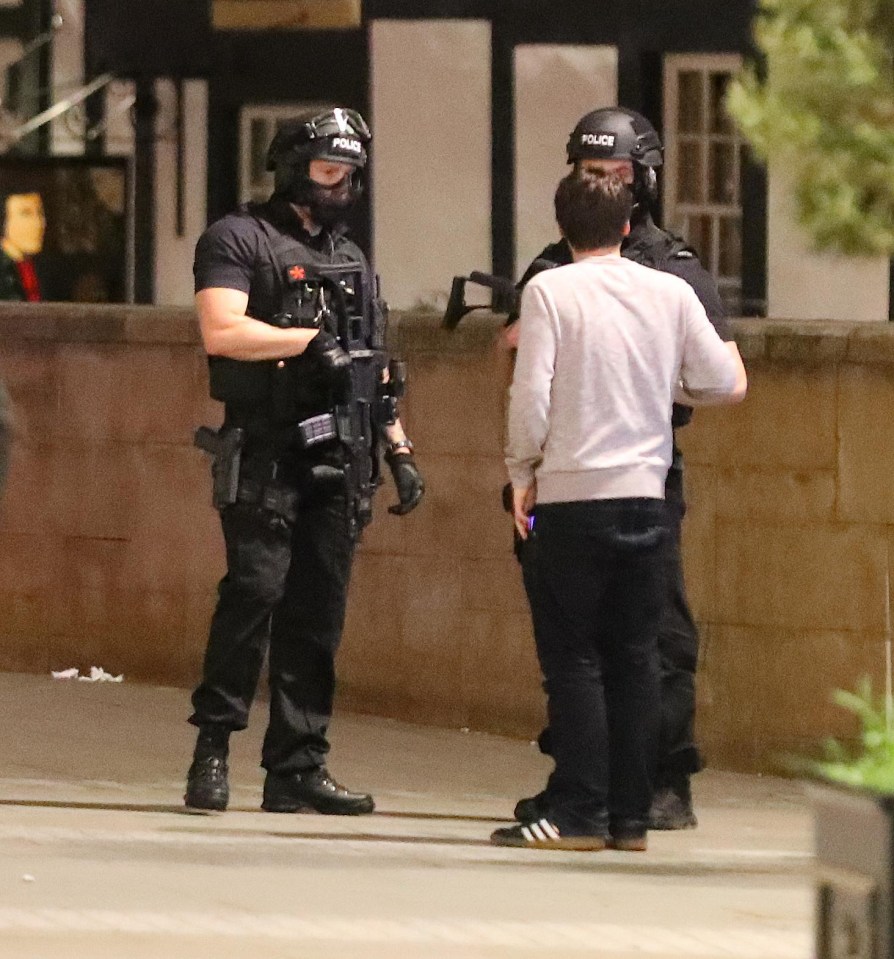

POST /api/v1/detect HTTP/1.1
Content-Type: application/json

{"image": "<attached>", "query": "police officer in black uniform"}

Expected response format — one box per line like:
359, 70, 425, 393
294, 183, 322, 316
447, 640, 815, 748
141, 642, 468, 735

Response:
510, 107, 733, 830
184, 108, 424, 815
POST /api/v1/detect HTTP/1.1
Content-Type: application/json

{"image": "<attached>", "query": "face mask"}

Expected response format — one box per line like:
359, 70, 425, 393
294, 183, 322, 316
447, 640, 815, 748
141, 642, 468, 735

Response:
305, 175, 358, 228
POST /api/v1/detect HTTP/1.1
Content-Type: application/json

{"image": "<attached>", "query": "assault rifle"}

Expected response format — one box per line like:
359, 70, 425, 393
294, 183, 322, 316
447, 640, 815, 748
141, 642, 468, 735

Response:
441, 259, 559, 330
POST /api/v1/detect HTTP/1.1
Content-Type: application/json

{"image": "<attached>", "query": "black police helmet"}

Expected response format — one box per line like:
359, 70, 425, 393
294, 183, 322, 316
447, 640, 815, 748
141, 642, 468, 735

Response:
265, 107, 371, 202
566, 107, 663, 168
567, 107, 663, 210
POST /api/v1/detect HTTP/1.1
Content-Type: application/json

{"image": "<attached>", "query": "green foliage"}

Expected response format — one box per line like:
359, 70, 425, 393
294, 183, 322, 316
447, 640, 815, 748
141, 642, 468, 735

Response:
726, 0, 894, 255
815, 678, 894, 792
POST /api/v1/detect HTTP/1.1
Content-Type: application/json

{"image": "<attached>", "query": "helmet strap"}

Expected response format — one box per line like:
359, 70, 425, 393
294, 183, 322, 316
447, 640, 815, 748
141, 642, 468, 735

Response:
631, 165, 658, 212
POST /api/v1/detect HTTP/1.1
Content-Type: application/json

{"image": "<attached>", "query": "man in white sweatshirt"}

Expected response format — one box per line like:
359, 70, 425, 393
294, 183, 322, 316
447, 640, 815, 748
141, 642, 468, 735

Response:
494, 171, 746, 852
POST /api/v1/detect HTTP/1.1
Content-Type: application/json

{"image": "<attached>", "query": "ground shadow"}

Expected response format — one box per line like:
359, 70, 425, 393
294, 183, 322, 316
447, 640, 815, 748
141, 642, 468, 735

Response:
0, 797, 510, 823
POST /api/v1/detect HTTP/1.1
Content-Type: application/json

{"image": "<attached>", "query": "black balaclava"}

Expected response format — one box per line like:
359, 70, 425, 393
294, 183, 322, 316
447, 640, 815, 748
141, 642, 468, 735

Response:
265, 108, 371, 230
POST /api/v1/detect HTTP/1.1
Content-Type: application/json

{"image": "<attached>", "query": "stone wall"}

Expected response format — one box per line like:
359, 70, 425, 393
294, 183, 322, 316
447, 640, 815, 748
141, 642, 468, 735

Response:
0, 305, 219, 687
0, 304, 887, 771
680, 321, 894, 771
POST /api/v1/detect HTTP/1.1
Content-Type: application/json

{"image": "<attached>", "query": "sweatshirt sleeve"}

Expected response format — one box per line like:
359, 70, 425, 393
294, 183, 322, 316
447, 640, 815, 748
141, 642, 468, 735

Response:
505, 281, 558, 488
678, 283, 738, 395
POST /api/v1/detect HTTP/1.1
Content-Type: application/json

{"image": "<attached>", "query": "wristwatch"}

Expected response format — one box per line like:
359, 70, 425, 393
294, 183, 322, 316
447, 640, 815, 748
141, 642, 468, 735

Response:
387, 438, 414, 455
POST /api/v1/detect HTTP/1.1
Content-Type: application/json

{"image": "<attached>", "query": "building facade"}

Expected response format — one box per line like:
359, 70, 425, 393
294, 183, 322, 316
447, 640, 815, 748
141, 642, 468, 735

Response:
0, 0, 890, 318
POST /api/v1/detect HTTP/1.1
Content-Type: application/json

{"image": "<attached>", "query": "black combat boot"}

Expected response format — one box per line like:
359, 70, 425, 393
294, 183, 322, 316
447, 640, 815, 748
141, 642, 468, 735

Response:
648, 776, 697, 830
184, 726, 230, 813
262, 767, 374, 815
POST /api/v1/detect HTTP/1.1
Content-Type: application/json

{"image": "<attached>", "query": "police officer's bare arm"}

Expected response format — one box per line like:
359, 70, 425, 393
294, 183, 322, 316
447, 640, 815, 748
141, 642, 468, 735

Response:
196, 287, 320, 361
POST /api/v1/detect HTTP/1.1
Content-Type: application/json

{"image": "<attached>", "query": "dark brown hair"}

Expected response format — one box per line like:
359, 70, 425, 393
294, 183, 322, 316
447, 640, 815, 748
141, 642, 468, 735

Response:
554, 171, 632, 251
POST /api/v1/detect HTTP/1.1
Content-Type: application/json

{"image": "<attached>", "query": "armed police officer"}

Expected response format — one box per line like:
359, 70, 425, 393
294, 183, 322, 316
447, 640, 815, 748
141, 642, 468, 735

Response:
509, 107, 733, 831
184, 108, 424, 815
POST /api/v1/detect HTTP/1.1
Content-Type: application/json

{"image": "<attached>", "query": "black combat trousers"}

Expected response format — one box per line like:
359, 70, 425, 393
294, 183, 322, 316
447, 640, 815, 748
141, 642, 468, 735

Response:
533, 498, 668, 834
189, 478, 356, 776
520, 467, 702, 786
658, 466, 702, 784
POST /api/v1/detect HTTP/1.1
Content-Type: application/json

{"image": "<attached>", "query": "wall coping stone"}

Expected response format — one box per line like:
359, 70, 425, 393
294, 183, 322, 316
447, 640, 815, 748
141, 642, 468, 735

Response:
0, 302, 199, 345
0, 303, 892, 366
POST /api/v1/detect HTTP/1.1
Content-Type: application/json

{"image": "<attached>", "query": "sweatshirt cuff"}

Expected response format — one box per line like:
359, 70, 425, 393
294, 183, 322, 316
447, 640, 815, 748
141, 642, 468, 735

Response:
506, 463, 536, 489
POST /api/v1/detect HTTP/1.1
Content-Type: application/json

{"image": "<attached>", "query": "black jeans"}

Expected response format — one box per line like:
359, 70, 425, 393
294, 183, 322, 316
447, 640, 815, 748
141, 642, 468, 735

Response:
189, 486, 356, 775
519, 467, 702, 785
533, 498, 668, 835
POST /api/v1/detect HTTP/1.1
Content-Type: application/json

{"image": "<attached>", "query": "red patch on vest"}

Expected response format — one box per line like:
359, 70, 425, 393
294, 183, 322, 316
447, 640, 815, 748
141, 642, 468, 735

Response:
288, 265, 306, 281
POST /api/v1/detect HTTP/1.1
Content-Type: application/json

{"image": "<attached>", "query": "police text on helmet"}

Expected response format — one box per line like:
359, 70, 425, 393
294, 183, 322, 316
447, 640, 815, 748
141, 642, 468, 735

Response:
581, 133, 616, 147
332, 137, 362, 154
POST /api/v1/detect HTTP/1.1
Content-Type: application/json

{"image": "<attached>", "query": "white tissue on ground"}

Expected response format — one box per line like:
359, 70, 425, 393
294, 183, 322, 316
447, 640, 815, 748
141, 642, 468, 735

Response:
50, 668, 79, 680
51, 666, 124, 683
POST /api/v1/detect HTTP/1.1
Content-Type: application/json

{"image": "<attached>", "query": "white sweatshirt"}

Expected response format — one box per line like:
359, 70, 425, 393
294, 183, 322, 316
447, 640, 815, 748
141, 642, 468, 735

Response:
506, 254, 738, 503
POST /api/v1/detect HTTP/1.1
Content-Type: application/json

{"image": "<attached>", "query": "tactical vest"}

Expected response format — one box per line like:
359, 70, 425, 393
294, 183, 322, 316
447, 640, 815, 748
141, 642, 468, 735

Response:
207, 205, 391, 526
622, 217, 695, 271
527, 217, 695, 274
208, 205, 385, 426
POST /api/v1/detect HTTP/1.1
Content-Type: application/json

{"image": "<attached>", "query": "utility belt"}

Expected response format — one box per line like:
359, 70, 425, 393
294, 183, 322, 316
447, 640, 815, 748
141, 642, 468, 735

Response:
219, 407, 366, 460
194, 422, 347, 518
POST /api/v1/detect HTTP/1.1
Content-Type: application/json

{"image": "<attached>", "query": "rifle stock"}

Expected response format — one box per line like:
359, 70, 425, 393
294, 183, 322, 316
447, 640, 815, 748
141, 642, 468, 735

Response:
442, 258, 558, 329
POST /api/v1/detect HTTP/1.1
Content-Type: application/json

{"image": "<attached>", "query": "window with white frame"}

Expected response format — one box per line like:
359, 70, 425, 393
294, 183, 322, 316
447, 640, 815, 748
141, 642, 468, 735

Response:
239, 103, 331, 204
663, 54, 745, 314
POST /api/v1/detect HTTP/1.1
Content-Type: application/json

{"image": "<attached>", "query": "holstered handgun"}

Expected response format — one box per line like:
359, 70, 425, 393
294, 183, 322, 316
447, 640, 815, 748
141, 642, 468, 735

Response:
194, 426, 245, 510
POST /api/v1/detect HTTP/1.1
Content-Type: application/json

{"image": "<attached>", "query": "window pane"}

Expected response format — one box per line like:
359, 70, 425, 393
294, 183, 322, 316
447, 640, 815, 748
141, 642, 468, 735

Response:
678, 71, 705, 134
709, 72, 734, 134
718, 215, 742, 278
686, 215, 714, 266
708, 142, 738, 204
677, 139, 705, 204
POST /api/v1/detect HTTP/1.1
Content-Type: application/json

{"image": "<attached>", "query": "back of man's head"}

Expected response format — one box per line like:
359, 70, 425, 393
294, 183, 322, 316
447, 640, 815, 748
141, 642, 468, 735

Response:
554, 171, 632, 252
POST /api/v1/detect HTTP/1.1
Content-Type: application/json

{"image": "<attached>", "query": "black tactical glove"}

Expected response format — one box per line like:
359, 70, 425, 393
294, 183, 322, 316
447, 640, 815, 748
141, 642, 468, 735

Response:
385, 450, 425, 516
303, 330, 351, 389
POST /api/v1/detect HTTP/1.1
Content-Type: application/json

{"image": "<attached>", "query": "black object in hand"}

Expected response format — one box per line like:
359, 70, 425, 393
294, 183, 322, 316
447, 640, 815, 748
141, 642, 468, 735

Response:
386, 451, 425, 516
304, 330, 351, 385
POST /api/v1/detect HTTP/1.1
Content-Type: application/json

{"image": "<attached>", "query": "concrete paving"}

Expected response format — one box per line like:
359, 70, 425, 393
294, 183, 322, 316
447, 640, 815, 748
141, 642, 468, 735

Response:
0, 673, 814, 958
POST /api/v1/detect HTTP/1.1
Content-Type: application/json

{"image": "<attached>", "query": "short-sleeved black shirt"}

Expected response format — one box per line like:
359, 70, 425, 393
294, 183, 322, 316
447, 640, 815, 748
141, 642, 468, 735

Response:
193, 198, 370, 323
194, 198, 378, 436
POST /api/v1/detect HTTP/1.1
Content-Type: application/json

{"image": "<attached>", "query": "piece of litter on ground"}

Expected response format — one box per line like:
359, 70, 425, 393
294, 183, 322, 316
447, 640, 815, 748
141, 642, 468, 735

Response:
76, 666, 124, 683
51, 668, 79, 680
460, 727, 470, 734
21, 874, 35, 883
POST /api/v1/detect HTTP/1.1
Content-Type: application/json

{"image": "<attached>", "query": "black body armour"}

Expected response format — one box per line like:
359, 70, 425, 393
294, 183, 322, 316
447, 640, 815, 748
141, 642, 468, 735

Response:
519, 215, 694, 284
622, 217, 695, 272
208, 202, 394, 528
